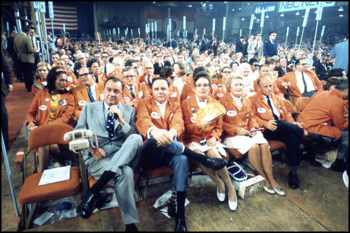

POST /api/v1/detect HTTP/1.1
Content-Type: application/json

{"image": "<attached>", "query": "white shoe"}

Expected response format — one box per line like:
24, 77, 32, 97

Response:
263, 186, 275, 194
217, 185, 225, 202
273, 187, 285, 196
228, 199, 237, 211
343, 171, 348, 188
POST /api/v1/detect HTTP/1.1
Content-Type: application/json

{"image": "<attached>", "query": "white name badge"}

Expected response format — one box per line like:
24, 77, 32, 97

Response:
216, 93, 224, 98
190, 117, 199, 124
78, 100, 88, 106
138, 91, 143, 98
99, 94, 104, 100
257, 108, 266, 113
45, 98, 49, 102
68, 76, 73, 82
227, 110, 237, 117
39, 105, 48, 111
151, 112, 161, 119
123, 96, 131, 102
171, 92, 177, 97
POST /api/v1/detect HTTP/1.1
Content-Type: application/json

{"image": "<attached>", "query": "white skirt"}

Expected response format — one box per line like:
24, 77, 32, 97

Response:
222, 131, 268, 154
188, 141, 228, 157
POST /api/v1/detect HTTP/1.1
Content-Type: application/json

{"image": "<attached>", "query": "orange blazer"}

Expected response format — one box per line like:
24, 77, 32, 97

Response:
249, 92, 295, 127
106, 70, 123, 79
26, 89, 75, 126
181, 95, 223, 143
65, 71, 78, 91
297, 90, 348, 139
275, 70, 323, 104
122, 82, 151, 108
32, 80, 46, 97
76, 72, 106, 87
72, 83, 104, 119
136, 96, 184, 140
219, 92, 259, 140
138, 73, 157, 94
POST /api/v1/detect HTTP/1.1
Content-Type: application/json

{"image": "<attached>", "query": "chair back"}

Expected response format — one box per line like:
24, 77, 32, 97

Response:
296, 97, 311, 113
28, 124, 73, 151
283, 99, 298, 114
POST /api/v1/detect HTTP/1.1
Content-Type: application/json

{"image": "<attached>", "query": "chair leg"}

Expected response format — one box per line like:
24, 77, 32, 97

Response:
21, 202, 37, 230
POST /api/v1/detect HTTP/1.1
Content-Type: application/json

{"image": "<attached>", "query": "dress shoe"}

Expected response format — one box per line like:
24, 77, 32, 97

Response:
306, 156, 322, 167
263, 186, 275, 194
272, 187, 285, 196
288, 172, 299, 189
77, 191, 99, 219
317, 136, 340, 149
175, 218, 187, 232
228, 199, 237, 211
202, 157, 228, 170
330, 159, 346, 172
216, 184, 225, 202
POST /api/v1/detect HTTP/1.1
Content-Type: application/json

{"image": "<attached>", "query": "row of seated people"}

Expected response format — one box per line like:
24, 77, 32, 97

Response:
25, 61, 348, 232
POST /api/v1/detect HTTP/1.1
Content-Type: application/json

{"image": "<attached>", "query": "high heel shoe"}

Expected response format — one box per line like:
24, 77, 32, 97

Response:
216, 184, 225, 202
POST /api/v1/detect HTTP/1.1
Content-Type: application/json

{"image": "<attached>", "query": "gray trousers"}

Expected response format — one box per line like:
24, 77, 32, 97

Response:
338, 130, 349, 160
85, 134, 143, 224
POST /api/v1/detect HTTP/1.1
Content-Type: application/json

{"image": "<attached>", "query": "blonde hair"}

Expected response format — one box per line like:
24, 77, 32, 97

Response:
35, 62, 51, 79
226, 73, 244, 91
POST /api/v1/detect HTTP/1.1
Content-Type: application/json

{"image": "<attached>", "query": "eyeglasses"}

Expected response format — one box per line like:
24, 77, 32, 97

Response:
145, 67, 154, 70
222, 71, 231, 74
195, 83, 210, 88
79, 72, 92, 78
102, 56, 108, 58
124, 75, 136, 79
300, 63, 309, 66
271, 34, 277, 36
253, 64, 260, 67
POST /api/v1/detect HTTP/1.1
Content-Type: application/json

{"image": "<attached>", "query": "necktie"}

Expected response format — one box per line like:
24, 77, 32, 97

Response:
129, 86, 135, 98
301, 72, 308, 93
147, 76, 152, 87
95, 75, 98, 83
266, 96, 278, 120
106, 108, 115, 138
87, 86, 95, 102
104, 64, 107, 76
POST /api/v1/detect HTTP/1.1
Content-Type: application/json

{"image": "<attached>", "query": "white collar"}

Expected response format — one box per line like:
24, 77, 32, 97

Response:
104, 101, 119, 112
196, 95, 208, 104
155, 100, 167, 108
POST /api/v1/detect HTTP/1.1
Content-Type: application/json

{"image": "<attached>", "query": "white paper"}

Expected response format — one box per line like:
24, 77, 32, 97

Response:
33, 212, 54, 226
193, 141, 228, 157
39, 166, 71, 186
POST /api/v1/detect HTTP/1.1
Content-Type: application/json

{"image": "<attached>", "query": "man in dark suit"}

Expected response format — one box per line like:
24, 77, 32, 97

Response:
315, 55, 331, 81
263, 31, 278, 58
6, 30, 19, 81
1, 48, 14, 151
153, 53, 171, 75
275, 57, 293, 78
75, 77, 143, 232
235, 36, 246, 55
14, 26, 37, 92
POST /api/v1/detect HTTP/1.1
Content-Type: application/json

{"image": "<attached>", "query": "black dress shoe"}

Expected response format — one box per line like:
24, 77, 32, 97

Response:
175, 218, 187, 232
77, 191, 99, 219
202, 157, 228, 170
306, 156, 322, 166
288, 172, 299, 189
317, 136, 340, 149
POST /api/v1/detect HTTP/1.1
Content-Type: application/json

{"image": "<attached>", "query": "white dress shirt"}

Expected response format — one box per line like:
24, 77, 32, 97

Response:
196, 95, 208, 109
87, 83, 97, 101
264, 95, 280, 119
295, 71, 316, 93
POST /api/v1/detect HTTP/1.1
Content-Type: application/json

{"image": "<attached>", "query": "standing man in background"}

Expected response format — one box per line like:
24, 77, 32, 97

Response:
6, 30, 19, 81
331, 35, 348, 75
14, 26, 37, 92
263, 31, 278, 58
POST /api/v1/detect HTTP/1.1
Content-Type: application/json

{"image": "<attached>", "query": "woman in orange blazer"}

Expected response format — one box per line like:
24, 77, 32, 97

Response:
26, 67, 75, 172
182, 71, 237, 211
211, 66, 232, 100
32, 62, 51, 97
220, 74, 285, 195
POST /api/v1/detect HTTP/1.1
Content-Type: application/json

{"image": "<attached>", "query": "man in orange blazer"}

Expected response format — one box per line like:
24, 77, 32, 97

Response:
73, 67, 104, 119
136, 77, 227, 232
121, 66, 150, 108
297, 79, 348, 172
250, 76, 330, 189
275, 58, 323, 104
138, 61, 156, 94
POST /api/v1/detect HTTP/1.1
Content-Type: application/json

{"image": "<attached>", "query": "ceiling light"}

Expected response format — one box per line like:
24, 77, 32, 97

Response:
314, 9, 317, 14
266, 14, 269, 18
241, 17, 245, 21
188, 5, 192, 7
339, 14, 344, 17
224, 1, 227, 3
295, 11, 300, 16
338, 6, 344, 12
232, 8, 235, 11
239, 8, 241, 10
280, 13, 284, 17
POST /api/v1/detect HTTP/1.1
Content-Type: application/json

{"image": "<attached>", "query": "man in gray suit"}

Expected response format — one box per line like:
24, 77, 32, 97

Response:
14, 26, 37, 92
75, 77, 143, 232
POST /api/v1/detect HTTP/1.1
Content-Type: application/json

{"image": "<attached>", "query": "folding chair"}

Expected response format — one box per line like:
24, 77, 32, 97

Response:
17, 124, 85, 230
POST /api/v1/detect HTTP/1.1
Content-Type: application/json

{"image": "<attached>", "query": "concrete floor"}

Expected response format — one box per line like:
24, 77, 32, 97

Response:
1, 126, 349, 231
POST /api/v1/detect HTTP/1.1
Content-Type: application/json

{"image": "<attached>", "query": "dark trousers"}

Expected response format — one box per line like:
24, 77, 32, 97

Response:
10, 55, 19, 79
263, 120, 304, 166
18, 61, 34, 91
302, 90, 317, 98
34, 53, 40, 70
141, 137, 189, 191
2, 96, 9, 150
